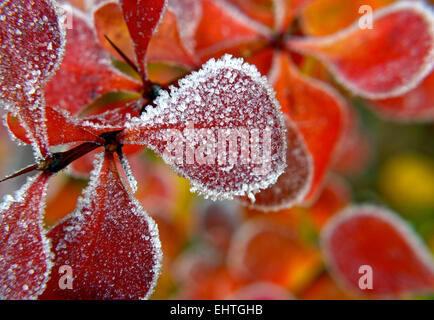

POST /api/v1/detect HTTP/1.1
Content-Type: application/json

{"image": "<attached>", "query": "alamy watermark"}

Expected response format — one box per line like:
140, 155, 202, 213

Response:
64, 9, 73, 30
359, 5, 374, 30
58, 265, 73, 290
161, 122, 274, 176
358, 265, 373, 290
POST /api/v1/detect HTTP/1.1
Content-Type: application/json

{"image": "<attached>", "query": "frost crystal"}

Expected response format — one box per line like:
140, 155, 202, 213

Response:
41, 152, 162, 300
238, 117, 314, 211
121, 55, 287, 200
288, 1, 434, 99
0, 173, 52, 300
0, 0, 65, 157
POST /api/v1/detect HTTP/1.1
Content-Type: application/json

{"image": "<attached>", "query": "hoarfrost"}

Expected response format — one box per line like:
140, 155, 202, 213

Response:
121, 55, 287, 200
0, 173, 52, 299
0, 0, 66, 157
42, 152, 162, 299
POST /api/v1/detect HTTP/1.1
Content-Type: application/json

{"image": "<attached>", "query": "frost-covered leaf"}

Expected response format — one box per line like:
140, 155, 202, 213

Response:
117, 149, 138, 193
118, 0, 166, 80
40, 152, 162, 300
6, 100, 142, 146
322, 205, 434, 297
238, 116, 313, 211
289, 1, 434, 99
194, 0, 271, 60
72, 99, 143, 135
269, 52, 346, 203
44, 5, 141, 116
120, 55, 287, 200
0, 0, 64, 112
16, 103, 51, 159
0, 173, 52, 299
6, 107, 102, 146
368, 71, 434, 122
0, 0, 65, 157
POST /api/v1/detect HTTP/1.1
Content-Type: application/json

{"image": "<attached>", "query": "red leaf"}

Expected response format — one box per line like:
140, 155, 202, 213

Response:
44, 5, 141, 116
93, 1, 136, 65
0, 0, 64, 110
40, 152, 162, 299
118, 0, 166, 80
246, 47, 274, 76
0, 173, 52, 299
67, 149, 101, 179
6, 100, 142, 146
289, 2, 434, 99
0, 0, 65, 157
322, 205, 434, 297
73, 100, 143, 135
146, 8, 198, 68
369, 71, 434, 122
120, 55, 287, 200
270, 52, 346, 203
194, 0, 271, 60
6, 107, 102, 146
239, 116, 313, 211
167, 0, 203, 55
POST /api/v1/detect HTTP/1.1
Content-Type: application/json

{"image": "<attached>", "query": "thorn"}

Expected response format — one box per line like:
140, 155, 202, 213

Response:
0, 164, 40, 183
104, 34, 140, 75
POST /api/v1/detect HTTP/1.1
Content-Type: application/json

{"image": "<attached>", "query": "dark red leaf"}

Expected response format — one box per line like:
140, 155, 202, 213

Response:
6, 100, 142, 146
44, 5, 141, 116
40, 152, 162, 299
118, 0, 166, 80
120, 55, 287, 200
194, 0, 271, 60
0, 0, 65, 157
167, 0, 203, 55
238, 116, 313, 211
270, 52, 346, 203
146, 8, 198, 68
0, 173, 52, 299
